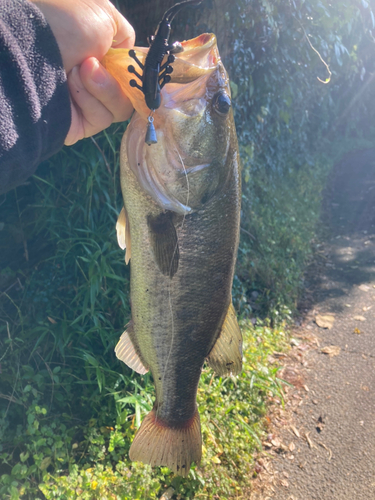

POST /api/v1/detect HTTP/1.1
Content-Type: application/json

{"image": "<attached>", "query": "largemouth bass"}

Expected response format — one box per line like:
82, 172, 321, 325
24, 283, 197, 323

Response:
102, 33, 242, 476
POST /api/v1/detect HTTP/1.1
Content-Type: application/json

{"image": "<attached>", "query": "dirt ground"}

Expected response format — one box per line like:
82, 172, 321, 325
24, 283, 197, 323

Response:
250, 149, 375, 500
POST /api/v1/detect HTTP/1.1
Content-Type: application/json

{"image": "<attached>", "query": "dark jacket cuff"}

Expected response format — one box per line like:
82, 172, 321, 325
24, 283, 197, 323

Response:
0, 0, 71, 194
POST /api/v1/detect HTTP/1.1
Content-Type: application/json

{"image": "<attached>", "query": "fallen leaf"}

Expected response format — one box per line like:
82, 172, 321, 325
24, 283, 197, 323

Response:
273, 352, 287, 358
359, 284, 371, 292
297, 343, 310, 351
47, 317, 57, 324
160, 487, 175, 500
305, 432, 318, 449
354, 328, 361, 334
318, 442, 332, 460
353, 315, 366, 321
321, 345, 341, 357
315, 314, 335, 329
290, 426, 300, 438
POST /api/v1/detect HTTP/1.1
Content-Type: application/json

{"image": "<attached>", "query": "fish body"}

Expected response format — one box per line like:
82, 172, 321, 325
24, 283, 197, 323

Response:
102, 34, 242, 475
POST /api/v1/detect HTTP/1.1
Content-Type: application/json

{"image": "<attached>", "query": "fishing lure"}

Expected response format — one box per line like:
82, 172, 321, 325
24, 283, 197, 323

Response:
127, 0, 204, 145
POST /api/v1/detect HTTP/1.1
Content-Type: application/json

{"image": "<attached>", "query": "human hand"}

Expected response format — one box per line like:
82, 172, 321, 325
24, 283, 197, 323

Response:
30, 0, 135, 73
30, 0, 135, 145
64, 56, 134, 146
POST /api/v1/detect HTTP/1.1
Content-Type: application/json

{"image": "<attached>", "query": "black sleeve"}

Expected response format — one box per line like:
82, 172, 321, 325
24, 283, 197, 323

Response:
0, 0, 71, 195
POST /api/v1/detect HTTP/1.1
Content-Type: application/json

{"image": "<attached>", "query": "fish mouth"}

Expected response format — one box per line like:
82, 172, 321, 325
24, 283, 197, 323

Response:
102, 34, 222, 214
101, 33, 219, 119
169, 33, 219, 83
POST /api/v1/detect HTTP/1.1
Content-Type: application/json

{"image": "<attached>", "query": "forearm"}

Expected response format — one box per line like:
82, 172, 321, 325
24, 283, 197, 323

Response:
0, 0, 71, 195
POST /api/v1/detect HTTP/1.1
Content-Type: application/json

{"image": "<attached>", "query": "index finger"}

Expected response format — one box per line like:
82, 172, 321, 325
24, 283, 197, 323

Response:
111, 7, 135, 49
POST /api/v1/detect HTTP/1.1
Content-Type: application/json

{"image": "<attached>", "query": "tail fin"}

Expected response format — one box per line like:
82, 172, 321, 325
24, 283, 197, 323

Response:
129, 408, 201, 476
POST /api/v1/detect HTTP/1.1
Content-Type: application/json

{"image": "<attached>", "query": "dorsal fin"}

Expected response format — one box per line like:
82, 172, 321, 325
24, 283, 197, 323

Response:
115, 323, 148, 375
147, 212, 179, 278
206, 302, 242, 376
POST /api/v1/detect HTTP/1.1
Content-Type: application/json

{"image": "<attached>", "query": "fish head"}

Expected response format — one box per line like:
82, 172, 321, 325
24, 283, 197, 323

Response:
102, 34, 237, 214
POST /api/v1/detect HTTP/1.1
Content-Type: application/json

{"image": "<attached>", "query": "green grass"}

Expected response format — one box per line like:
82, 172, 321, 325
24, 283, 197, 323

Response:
237, 155, 332, 319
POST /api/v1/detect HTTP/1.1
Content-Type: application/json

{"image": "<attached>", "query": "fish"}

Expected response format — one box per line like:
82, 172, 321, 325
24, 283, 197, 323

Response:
102, 33, 242, 476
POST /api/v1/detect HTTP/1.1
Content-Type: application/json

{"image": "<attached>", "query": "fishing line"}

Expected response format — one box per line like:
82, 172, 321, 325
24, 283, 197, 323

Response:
157, 150, 190, 421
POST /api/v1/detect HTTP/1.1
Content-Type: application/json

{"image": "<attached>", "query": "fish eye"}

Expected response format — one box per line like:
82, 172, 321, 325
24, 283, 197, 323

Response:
213, 92, 231, 115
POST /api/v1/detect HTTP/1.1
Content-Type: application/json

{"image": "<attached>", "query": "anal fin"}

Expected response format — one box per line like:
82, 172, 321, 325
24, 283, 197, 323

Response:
206, 302, 242, 376
116, 206, 131, 264
115, 323, 148, 375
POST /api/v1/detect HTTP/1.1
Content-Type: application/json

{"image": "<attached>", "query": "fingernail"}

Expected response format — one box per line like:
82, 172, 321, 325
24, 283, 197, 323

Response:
91, 59, 107, 85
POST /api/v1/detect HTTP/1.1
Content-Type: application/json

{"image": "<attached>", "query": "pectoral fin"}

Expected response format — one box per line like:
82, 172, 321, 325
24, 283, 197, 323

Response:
147, 212, 179, 278
116, 207, 131, 264
206, 303, 242, 376
115, 323, 148, 375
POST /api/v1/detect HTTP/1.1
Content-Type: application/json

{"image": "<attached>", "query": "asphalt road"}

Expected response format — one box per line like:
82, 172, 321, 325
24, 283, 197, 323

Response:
255, 150, 375, 500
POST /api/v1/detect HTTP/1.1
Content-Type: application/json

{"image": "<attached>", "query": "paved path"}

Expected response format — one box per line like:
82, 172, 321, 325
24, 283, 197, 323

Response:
254, 150, 375, 500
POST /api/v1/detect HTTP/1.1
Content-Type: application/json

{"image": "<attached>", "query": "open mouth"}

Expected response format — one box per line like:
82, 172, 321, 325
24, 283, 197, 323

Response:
101, 34, 219, 119
101, 34, 221, 215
